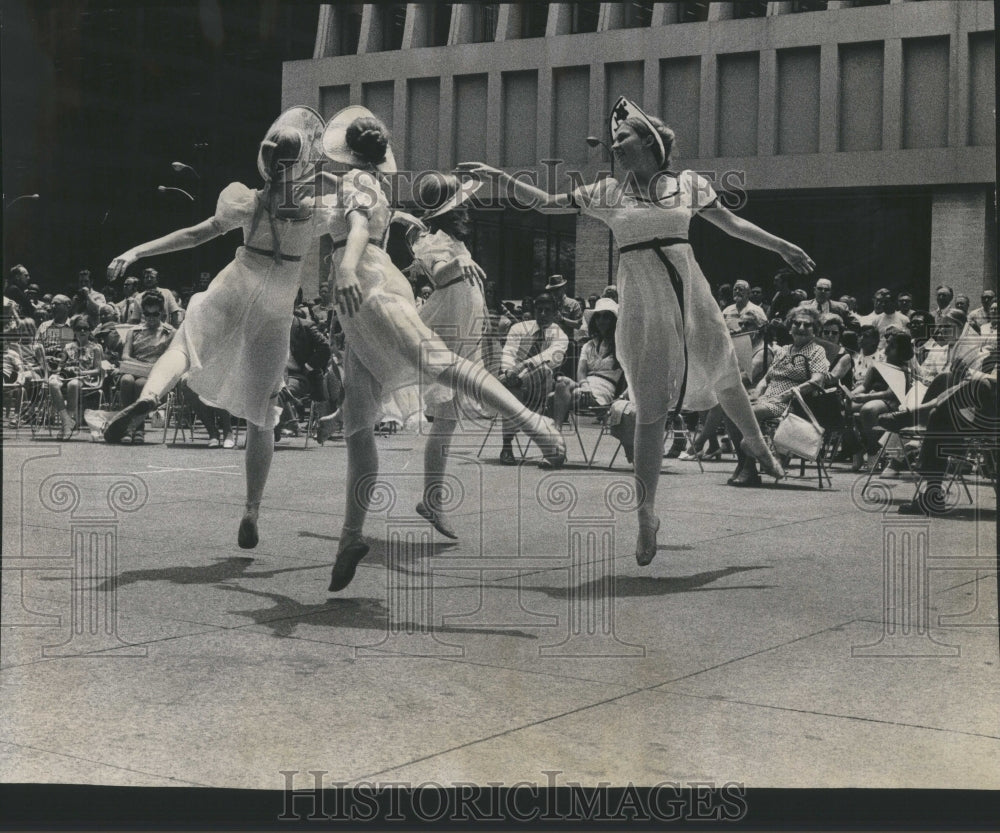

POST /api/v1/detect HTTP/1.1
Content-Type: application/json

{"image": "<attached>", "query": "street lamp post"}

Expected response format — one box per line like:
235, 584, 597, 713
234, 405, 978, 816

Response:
585, 137, 615, 286
4, 193, 40, 209
156, 185, 195, 201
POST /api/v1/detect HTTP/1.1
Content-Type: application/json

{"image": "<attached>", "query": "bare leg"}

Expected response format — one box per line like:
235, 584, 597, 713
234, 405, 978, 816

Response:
237, 421, 273, 549
105, 346, 190, 443
342, 428, 379, 547
420, 415, 459, 538
633, 413, 668, 565
552, 378, 577, 431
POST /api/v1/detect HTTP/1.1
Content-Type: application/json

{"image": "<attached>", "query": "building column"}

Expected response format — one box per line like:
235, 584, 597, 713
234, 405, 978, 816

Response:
929, 188, 990, 307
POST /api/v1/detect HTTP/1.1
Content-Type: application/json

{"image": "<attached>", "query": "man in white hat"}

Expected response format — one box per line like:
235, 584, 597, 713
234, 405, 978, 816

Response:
544, 274, 582, 375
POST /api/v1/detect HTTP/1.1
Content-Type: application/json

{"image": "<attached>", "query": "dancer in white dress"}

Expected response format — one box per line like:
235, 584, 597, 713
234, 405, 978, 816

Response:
409, 174, 491, 539
102, 106, 333, 549
322, 107, 565, 591
460, 97, 815, 566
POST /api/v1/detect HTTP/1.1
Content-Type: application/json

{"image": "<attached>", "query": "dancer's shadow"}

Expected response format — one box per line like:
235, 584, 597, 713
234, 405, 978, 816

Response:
525, 565, 773, 601
89, 557, 315, 593
216, 583, 536, 640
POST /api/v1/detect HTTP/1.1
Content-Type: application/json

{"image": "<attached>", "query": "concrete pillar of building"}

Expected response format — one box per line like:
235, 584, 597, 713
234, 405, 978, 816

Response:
709, 3, 734, 22
450, 3, 474, 45
403, 4, 425, 49
575, 214, 616, 297
767, 2, 793, 15
495, 4, 517, 41
929, 188, 990, 308
653, 4, 679, 25
599, 3, 624, 31
314, 5, 335, 58
357, 5, 379, 55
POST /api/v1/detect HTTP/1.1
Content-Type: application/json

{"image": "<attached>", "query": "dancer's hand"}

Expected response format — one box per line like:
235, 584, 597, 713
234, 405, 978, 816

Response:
780, 242, 815, 275
107, 251, 138, 282
463, 261, 487, 290
455, 162, 501, 179
333, 269, 363, 318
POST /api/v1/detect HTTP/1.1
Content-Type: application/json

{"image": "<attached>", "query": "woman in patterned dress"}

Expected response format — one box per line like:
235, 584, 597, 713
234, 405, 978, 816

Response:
460, 97, 815, 566
102, 106, 332, 549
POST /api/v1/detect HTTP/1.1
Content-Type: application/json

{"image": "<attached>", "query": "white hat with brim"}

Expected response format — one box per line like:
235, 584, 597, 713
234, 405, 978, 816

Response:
256, 105, 326, 182
421, 177, 482, 221
322, 105, 397, 173
593, 297, 618, 318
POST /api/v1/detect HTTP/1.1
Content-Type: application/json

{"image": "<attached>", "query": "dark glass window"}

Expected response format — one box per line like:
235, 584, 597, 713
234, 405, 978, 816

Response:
428, 3, 452, 47
623, 1, 654, 28
339, 5, 362, 55
680, 3, 710, 24
382, 4, 406, 51
520, 2, 549, 38
571, 2, 600, 34
732, 1, 769, 19
473, 3, 499, 42
791, 0, 828, 11
852, 0, 889, 6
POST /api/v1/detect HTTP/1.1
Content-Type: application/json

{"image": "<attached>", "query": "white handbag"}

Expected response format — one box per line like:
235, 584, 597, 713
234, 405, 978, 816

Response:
772, 388, 824, 461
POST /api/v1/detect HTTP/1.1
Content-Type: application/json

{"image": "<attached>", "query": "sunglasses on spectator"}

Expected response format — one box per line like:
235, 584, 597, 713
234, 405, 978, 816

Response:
791, 321, 813, 329
73, 326, 90, 333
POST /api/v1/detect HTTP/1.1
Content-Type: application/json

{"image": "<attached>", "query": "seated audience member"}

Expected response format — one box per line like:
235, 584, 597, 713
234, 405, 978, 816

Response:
117, 276, 142, 323
716, 283, 733, 312
118, 290, 176, 444
931, 284, 954, 326
981, 301, 998, 336
47, 314, 104, 439
726, 306, 828, 487
850, 331, 914, 470
750, 285, 768, 317
70, 269, 107, 329
9, 320, 46, 417
819, 313, 854, 386
852, 325, 883, 385
92, 304, 124, 363
497, 292, 567, 464
277, 313, 332, 439
870, 291, 909, 343
722, 279, 768, 332
896, 291, 914, 318
907, 311, 942, 386
519, 295, 534, 322
128, 268, 182, 327
880, 342, 997, 514
36, 294, 75, 369
177, 379, 234, 448
840, 295, 858, 315
969, 290, 996, 331
602, 285, 618, 303
552, 297, 622, 432
804, 277, 854, 329
856, 289, 888, 328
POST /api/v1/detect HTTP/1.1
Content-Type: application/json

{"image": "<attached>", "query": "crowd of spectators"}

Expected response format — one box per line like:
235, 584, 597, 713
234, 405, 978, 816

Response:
4, 258, 996, 517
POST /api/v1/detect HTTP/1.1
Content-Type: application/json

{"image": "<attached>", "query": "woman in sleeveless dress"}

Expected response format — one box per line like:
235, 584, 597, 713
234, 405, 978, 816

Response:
322, 108, 565, 592
102, 106, 334, 549
460, 97, 815, 566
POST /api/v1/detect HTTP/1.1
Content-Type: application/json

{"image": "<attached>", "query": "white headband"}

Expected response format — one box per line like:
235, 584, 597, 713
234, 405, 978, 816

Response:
609, 96, 666, 166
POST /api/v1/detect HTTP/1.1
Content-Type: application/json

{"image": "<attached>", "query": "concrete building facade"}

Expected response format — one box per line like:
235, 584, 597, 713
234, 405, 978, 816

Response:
283, 1, 995, 313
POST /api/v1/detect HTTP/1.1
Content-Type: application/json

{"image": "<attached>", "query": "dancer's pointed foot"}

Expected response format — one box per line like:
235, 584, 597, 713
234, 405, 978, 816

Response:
104, 396, 160, 444
416, 502, 458, 539
536, 417, 566, 469
329, 533, 370, 592
740, 437, 785, 481
635, 515, 661, 567
237, 502, 260, 549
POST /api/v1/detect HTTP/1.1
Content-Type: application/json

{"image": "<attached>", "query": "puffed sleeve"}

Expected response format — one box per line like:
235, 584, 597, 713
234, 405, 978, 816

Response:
343, 170, 381, 219
682, 170, 719, 212
213, 182, 256, 233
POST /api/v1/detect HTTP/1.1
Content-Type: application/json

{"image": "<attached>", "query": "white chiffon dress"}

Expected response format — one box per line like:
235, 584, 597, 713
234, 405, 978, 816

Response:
174, 182, 336, 428
412, 230, 490, 420
571, 170, 740, 423
328, 170, 456, 436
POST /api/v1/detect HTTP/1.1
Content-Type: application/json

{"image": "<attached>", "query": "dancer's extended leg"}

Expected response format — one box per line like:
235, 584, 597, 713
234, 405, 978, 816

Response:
329, 427, 377, 592
104, 346, 190, 443
238, 421, 273, 549
633, 413, 667, 565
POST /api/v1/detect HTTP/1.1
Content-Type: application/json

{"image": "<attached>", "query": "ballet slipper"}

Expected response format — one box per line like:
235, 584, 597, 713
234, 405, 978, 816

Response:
635, 516, 661, 567
416, 502, 458, 540
104, 395, 161, 444
238, 502, 260, 549
739, 437, 785, 481
535, 417, 567, 469
329, 529, 370, 592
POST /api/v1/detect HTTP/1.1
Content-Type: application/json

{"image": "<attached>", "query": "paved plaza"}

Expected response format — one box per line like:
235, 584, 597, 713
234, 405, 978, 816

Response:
1, 419, 997, 793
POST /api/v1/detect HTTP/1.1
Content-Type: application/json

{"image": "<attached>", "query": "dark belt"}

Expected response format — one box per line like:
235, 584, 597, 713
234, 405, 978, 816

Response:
244, 245, 302, 262
618, 236, 690, 412
330, 237, 382, 252
618, 237, 688, 254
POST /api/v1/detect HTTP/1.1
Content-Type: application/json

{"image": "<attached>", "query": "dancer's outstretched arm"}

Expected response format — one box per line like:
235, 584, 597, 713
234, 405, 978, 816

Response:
456, 162, 575, 211
107, 218, 225, 281
700, 204, 814, 274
